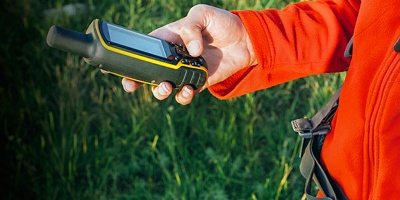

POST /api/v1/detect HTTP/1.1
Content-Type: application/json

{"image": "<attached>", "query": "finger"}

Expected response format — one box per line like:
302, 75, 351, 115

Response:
151, 82, 173, 100
149, 23, 183, 44
122, 78, 142, 92
175, 85, 194, 105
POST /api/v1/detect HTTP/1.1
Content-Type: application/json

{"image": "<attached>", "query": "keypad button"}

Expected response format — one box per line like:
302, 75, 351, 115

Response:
197, 58, 204, 65
181, 59, 189, 64
191, 61, 198, 66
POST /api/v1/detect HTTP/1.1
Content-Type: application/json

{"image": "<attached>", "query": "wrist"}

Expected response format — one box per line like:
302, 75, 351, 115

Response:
245, 32, 258, 67
231, 11, 258, 68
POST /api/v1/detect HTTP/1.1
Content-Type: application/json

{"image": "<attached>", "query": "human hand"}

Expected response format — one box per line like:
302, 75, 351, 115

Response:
122, 4, 257, 105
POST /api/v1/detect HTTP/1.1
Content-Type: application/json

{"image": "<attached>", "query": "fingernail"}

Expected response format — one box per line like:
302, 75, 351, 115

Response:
186, 40, 200, 56
182, 86, 191, 98
158, 83, 169, 96
123, 82, 133, 92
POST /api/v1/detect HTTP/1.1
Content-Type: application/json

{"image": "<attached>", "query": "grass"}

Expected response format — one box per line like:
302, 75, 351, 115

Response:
1, 0, 344, 199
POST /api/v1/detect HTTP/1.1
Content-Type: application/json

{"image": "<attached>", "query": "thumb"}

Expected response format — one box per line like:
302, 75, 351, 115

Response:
185, 39, 202, 57
178, 5, 212, 57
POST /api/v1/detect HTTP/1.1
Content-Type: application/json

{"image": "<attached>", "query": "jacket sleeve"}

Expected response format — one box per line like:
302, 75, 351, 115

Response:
208, 0, 359, 99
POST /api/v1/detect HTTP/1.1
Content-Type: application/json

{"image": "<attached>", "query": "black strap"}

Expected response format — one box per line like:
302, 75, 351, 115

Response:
344, 36, 354, 58
300, 136, 348, 200
394, 37, 400, 52
292, 86, 348, 200
300, 140, 335, 200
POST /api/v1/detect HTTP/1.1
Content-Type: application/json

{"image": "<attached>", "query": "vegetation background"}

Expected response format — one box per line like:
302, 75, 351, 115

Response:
1, 0, 344, 199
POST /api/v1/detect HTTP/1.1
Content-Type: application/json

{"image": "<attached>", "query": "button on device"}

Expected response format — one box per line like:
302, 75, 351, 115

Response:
191, 61, 198, 66
197, 58, 204, 65
181, 59, 189, 64
176, 45, 191, 57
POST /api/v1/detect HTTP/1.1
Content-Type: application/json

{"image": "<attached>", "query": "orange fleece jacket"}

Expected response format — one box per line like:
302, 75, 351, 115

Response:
209, 0, 400, 199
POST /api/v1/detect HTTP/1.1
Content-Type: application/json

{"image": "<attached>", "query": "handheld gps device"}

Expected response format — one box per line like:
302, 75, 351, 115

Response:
46, 19, 208, 89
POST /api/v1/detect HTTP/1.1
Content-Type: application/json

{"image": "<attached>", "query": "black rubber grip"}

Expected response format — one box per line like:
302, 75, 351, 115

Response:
47, 25, 94, 58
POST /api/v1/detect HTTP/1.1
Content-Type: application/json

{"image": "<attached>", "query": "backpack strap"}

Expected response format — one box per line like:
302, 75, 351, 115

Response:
291, 86, 348, 200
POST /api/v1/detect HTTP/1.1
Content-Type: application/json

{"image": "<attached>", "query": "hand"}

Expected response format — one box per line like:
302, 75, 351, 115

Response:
122, 4, 257, 105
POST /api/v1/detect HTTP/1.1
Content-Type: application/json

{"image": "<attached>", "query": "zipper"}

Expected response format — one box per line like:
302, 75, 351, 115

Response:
365, 50, 400, 198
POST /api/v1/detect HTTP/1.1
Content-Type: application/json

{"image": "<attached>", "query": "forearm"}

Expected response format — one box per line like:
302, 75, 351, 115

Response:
209, 0, 359, 99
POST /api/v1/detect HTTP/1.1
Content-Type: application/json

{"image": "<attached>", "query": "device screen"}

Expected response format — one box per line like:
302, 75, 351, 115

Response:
103, 22, 172, 59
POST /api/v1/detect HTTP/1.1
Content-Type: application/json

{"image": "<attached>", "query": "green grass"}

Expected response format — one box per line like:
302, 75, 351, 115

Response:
1, 0, 344, 199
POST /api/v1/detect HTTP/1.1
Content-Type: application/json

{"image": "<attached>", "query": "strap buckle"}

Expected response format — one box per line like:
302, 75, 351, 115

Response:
291, 118, 331, 139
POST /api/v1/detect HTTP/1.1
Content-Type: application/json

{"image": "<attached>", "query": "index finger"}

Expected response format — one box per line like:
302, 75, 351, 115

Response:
122, 78, 143, 92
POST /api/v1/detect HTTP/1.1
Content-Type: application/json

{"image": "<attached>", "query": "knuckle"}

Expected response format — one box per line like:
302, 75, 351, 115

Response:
189, 4, 209, 14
